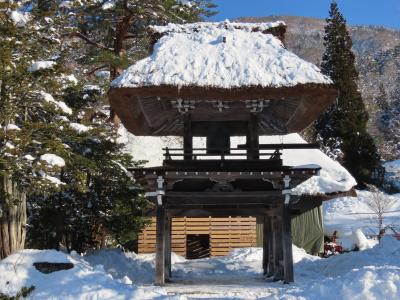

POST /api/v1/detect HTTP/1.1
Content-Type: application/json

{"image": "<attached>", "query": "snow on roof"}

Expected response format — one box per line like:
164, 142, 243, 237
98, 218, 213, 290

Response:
258, 134, 357, 195
150, 20, 286, 34
119, 127, 355, 195
112, 22, 331, 89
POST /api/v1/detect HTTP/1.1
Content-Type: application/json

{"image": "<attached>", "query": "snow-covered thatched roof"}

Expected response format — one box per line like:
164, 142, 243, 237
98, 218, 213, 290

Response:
111, 21, 332, 89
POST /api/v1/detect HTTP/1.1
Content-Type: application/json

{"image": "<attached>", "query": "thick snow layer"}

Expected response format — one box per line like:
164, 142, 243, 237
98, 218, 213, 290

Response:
112, 22, 332, 88
40, 153, 65, 167
0, 250, 166, 299
150, 20, 286, 34
259, 134, 357, 194
40, 91, 72, 115
69, 123, 91, 134
2, 238, 399, 299
119, 127, 355, 195
27, 61, 56, 72
324, 190, 400, 237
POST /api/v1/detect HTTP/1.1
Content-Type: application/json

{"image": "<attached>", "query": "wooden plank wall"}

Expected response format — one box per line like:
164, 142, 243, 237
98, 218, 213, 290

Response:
138, 217, 257, 257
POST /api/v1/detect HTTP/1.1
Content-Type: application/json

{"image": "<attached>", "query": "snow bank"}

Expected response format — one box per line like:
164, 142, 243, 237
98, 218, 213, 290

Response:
2, 239, 400, 299
112, 21, 331, 88
40, 91, 72, 115
40, 153, 65, 167
28, 61, 56, 72
0, 250, 166, 299
324, 190, 400, 237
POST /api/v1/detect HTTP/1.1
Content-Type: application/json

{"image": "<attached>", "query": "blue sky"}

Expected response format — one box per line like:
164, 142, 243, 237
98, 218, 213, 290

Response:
209, 0, 400, 29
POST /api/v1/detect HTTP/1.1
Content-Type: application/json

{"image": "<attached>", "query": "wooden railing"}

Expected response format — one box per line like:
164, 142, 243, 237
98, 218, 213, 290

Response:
163, 143, 319, 161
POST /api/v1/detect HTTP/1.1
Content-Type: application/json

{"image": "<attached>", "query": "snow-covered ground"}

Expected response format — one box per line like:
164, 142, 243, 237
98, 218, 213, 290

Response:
1, 189, 399, 299
324, 190, 400, 238
1, 237, 400, 299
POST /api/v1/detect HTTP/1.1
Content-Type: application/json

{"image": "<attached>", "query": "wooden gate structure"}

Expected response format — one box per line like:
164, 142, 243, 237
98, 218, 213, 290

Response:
109, 21, 338, 285
138, 216, 257, 257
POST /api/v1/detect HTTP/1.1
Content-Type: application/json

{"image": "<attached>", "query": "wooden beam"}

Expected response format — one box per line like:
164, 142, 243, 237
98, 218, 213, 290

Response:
282, 204, 294, 283
168, 207, 280, 217
155, 205, 166, 285
164, 192, 282, 206
164, 214, 172, 281
183, 114, 192, 160
247, 114, 259, 160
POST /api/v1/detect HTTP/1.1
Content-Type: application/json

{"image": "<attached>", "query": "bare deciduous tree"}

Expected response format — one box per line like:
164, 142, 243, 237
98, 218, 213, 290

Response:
365, 184, 396, 240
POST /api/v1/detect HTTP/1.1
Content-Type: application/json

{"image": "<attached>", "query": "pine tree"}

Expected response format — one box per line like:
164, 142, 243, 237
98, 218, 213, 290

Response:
0, 0, 79, 257
1, 1, 150, 256
314, 1, 380, 185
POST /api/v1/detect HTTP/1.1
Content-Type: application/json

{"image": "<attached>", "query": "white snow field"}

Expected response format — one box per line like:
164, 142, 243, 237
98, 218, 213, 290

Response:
1, 237, 399, 299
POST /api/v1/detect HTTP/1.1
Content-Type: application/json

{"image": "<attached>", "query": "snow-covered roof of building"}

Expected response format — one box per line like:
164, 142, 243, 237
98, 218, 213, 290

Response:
111, 21, 332, 89
150, 20, 286, 34
119, 127, 356, 196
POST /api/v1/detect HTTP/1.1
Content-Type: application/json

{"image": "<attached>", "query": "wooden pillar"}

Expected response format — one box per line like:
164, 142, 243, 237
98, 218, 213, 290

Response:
262, 216, 271, 276
272, 215, 284, 281
155, 205, 166, 285
183, 113, 192, 160
247, 114, 259, 160
164, 214, 172, 281
282, 204, 294, 283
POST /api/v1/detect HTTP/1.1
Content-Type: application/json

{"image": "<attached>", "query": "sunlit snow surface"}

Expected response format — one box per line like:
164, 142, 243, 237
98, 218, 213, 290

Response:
112, 21, 331, 88
1, 237, 399, 299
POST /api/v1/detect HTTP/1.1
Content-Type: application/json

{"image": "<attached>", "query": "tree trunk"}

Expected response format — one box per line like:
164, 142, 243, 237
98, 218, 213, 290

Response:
0, 175, 27, 259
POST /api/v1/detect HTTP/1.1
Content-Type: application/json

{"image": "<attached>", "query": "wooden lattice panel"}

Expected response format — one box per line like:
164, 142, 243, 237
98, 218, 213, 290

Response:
138, 217, 257, 257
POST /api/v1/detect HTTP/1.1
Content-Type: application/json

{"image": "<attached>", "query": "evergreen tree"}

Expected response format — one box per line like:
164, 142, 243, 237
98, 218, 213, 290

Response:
314, 1, 380, 185
1, 1, 149, 256
0, 0, 79, 257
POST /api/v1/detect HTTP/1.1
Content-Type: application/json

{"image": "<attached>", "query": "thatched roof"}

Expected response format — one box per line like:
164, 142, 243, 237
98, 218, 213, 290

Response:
109, 21, 337, 136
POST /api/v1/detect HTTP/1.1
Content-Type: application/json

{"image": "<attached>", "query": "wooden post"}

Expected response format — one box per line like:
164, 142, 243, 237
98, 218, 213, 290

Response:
282, 204, 294, 283
247, 114, 259, 160
183, 113, 192, 160
164, 214, 172, 281
155, 205, 166, 285
262, 216, 270, 276
273, 215, 284, 281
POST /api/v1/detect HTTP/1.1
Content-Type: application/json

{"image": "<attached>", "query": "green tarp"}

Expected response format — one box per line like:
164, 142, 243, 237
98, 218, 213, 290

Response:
256, 205, 324, 255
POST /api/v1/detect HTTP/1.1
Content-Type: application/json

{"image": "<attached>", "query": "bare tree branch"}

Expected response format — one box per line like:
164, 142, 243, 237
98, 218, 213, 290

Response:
86, 65, 109, 77
64, 32, 113, 52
